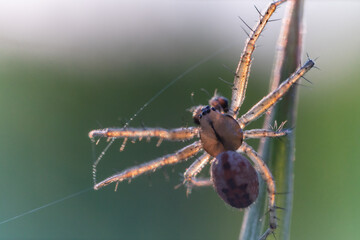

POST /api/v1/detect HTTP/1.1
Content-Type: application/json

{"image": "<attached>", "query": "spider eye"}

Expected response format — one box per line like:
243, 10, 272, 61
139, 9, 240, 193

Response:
209, 96, 229, 113
192, 106, 203, 125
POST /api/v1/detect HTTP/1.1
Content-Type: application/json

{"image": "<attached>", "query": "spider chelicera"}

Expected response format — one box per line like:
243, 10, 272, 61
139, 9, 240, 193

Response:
89, 0, 314, 239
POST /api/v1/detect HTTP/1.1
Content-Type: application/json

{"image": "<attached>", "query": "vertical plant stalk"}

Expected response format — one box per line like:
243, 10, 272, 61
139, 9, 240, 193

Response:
239, 0, 304, 239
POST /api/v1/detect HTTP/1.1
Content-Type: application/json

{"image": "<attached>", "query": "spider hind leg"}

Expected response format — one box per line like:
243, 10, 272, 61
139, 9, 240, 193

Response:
239, 142, 277, 239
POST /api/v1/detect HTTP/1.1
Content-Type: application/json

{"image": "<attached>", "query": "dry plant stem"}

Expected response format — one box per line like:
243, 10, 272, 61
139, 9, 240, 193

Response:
239, 0, 304, 239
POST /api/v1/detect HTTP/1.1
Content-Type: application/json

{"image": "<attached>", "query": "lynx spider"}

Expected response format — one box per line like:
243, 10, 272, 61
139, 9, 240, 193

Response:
89, 0, 314, 239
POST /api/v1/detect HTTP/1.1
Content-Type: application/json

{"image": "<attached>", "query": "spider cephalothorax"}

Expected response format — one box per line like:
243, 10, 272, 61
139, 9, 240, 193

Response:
89, 0, 314, 239
198, 105, 243, 157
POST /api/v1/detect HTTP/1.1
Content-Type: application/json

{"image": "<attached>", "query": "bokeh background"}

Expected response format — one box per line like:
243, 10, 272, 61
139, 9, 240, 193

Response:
0, 0, 359, 239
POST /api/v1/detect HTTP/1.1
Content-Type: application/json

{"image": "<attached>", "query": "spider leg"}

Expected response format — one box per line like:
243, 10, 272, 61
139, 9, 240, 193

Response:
184, 153, 211, 182
90, 127, 200, 185
238, 142, 277, 240
89, 127, 199, 141
244, 129, 289, 139
187, 178, 212, 187
238, 59, 314, 128
183, 153, 213, 194
94, 141, 202, 190
230, 0, 287, 118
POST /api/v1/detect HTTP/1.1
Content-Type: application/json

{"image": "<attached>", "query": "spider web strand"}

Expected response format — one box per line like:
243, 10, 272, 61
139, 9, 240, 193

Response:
0, 187, 92, 226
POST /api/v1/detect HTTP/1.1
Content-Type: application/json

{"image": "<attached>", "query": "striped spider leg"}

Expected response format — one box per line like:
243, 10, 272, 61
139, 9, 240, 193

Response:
229, 0, 287, 118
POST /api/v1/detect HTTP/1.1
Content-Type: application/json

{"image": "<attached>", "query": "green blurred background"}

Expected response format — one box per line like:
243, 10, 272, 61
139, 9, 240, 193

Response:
0, 1, 359, 239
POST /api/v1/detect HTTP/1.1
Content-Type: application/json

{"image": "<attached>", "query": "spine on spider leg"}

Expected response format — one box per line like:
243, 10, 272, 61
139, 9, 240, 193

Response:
239, 1, 304, 240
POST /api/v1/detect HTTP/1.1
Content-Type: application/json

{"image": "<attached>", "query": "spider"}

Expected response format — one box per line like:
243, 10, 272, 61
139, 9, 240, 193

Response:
88, 0, 314, 239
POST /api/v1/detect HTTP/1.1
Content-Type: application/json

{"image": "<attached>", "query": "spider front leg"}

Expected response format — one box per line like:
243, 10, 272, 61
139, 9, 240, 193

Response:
238, 59, 314, 128
230, 0, 287, 118
239, 142, 277, 240
89, 127, 199, 142
94, 141, 202, 190
90, 126, 201, 187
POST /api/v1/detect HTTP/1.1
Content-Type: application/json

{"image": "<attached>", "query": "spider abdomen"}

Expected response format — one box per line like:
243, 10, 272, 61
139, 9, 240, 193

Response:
199, 106, 243, 157
211, 151, 259, 208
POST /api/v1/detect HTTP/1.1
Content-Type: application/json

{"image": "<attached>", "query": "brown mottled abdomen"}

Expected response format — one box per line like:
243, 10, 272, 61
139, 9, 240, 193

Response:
211, 151, 259, 208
